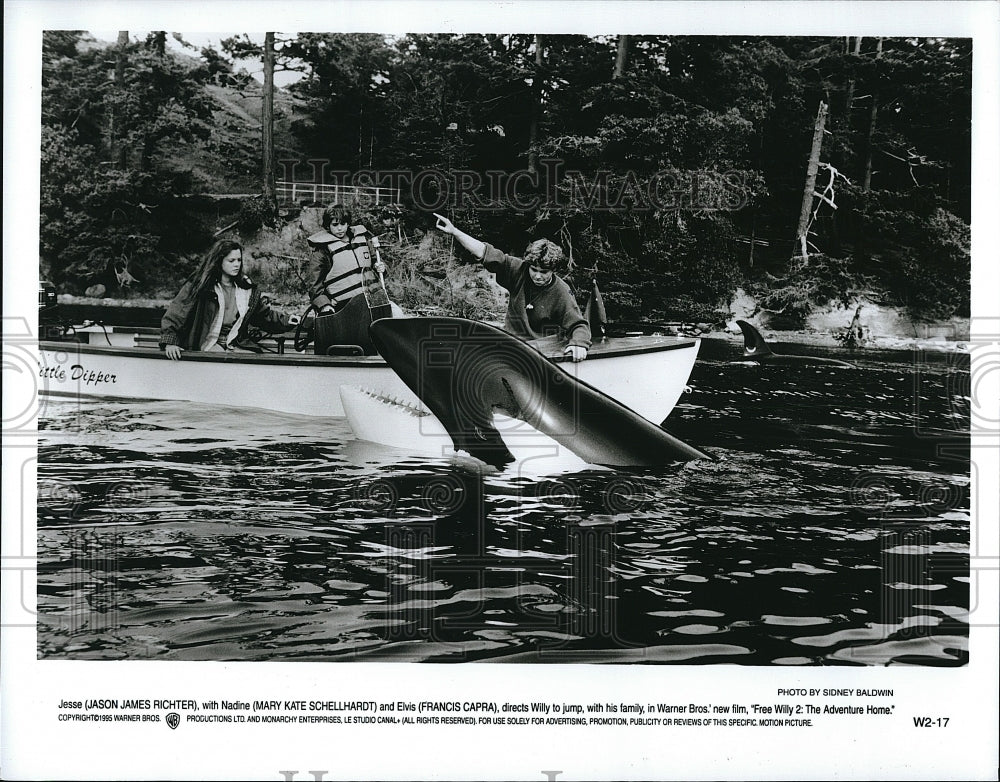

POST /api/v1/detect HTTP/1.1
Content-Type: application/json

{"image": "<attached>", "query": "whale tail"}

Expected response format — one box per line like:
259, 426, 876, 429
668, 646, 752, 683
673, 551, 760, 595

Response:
736, 320, 774, 358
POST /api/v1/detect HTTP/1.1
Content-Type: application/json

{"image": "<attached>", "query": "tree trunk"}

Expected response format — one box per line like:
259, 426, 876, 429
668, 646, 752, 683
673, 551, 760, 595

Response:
843, 36, 862, 120
613, 35, 630, 79
111, 31, 128, 170
793, 101, 828, 260
358, 103, 364, 170
838, 35, 863, 172
262, 32, 277, 212
527, 34, 544, 175
862, 37, 883, 192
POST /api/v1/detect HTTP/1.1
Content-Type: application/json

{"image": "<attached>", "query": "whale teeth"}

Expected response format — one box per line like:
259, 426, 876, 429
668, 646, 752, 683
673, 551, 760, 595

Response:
352, 386, 429, 416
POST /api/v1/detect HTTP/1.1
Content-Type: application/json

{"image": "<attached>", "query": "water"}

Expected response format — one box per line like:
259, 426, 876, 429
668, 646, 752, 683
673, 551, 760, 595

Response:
36, 339, 971, 665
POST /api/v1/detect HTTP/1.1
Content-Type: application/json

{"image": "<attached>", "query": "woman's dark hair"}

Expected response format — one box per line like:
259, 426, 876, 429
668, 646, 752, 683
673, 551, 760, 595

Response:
523, 239, 563, 271
322, 203, 353, 232
190, 239, 249, 295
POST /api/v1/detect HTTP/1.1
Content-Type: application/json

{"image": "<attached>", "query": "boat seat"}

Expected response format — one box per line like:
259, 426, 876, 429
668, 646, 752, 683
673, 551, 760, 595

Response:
134, 333, 163, 348
134, 333, 291, 354
325, 345, 365, 357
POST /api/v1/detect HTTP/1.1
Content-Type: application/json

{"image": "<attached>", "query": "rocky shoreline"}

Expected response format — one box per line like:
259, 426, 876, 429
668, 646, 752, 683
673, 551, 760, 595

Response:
716, 326, 969, 353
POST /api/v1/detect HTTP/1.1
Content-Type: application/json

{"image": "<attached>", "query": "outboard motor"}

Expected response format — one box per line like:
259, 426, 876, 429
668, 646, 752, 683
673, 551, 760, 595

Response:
39, 279, 58, 316
39, 279, 67, 339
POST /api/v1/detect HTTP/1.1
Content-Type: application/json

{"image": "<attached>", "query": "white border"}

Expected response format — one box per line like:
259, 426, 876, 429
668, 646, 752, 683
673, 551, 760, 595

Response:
4, 2, 999, 780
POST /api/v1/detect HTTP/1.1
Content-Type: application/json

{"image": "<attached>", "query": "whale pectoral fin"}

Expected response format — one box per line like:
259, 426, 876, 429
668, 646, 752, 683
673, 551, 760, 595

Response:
736, 320, 774, 358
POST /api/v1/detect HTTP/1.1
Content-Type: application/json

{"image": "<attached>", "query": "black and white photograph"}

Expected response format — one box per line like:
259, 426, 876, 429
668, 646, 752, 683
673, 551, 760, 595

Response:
3, 1, 998, 780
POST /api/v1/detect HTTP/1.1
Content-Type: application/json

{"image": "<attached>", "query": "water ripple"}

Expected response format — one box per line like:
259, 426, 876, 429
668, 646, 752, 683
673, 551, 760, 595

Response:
37, 349, 970, 665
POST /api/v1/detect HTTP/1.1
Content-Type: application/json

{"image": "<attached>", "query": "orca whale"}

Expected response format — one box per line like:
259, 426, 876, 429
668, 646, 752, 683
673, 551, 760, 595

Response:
731, 320, 857, 368
339, 385, 594, 473
367, 317, 710, 468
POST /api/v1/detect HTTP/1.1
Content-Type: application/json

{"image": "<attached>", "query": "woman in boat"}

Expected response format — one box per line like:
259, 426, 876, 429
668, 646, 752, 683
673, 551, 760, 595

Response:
160, 239, 292, 360
433, 213, 590, 362
306, 203, 388, 315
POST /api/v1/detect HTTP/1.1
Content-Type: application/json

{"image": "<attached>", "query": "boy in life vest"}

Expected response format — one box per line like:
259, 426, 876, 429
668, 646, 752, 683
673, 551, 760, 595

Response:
306, 203, 389, 315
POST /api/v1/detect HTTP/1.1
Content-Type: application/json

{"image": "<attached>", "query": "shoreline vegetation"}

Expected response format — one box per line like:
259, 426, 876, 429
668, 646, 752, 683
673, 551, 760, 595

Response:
54, 209, 970, 353
48, 210, 973, 353
41, 33, 971, 348
54, 288, 973, 353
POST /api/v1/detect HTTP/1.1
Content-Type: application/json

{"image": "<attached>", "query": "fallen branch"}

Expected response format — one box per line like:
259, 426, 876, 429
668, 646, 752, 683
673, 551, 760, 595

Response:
213, 220, 239, 237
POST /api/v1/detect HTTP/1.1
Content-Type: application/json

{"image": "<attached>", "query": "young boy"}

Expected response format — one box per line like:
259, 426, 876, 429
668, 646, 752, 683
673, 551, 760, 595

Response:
306, 203, 386, 315
434, 213, 590, 361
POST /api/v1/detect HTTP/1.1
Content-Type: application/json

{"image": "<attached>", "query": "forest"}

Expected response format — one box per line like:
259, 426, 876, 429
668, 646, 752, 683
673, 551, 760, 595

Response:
39, 31, 971, 326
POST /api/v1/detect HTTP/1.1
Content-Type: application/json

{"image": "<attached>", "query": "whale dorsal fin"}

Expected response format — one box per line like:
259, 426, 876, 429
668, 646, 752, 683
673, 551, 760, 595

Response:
736, 320, 774, 358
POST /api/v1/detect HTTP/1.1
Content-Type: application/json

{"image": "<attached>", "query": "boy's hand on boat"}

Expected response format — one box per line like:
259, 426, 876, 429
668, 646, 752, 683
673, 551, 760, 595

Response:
564, 345, 588, 363
433, 213, 455, 234
165, 345, 184, 361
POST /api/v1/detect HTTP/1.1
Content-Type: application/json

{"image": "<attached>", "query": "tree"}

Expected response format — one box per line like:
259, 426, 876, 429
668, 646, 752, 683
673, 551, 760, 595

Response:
262, 32, 277, 211
378, 34, 528, 172
221, 33, 308, 216
281, 33, 391, 170
793, 101, 828, 259
613, 35, 629, 79
111, 31, 129, 169
862, 37, 883, 191
40, 31, 218, 289
527, 35, 544, 174
37, 31, 970, 316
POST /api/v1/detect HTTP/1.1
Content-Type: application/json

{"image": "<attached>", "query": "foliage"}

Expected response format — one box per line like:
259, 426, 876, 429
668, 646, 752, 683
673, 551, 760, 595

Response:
40, 31, 219, 291
755, 254, 874, 329
860, 199, 970, 320
238, 195, 278, 232
382, 234, 505, 321
278, 34, 394, 170
38, 31, 971, 323
40, 126, 209, 291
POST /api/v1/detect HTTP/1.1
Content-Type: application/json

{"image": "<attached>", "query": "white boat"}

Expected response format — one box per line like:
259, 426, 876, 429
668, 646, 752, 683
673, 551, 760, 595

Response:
37, 323, 699, 424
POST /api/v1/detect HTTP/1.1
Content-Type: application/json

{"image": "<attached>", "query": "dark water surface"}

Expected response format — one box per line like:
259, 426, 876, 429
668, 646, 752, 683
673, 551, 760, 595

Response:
37, 338, 971, 664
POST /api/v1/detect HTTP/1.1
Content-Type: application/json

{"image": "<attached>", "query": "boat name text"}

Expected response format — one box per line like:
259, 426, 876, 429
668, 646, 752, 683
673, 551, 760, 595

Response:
40, 362, 118, 386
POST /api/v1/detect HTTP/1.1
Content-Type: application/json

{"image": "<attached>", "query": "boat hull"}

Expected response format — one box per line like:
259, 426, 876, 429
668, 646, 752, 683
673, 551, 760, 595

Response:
38, 343, 413, 418
37, 331, 699, 422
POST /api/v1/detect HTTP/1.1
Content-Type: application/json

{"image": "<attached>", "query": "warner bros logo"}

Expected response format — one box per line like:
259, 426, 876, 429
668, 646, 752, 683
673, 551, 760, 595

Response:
166, 713, 181, 730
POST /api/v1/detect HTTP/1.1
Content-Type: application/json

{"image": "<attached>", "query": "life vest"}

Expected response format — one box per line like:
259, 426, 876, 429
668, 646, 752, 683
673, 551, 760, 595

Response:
309, 226, 380, 307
